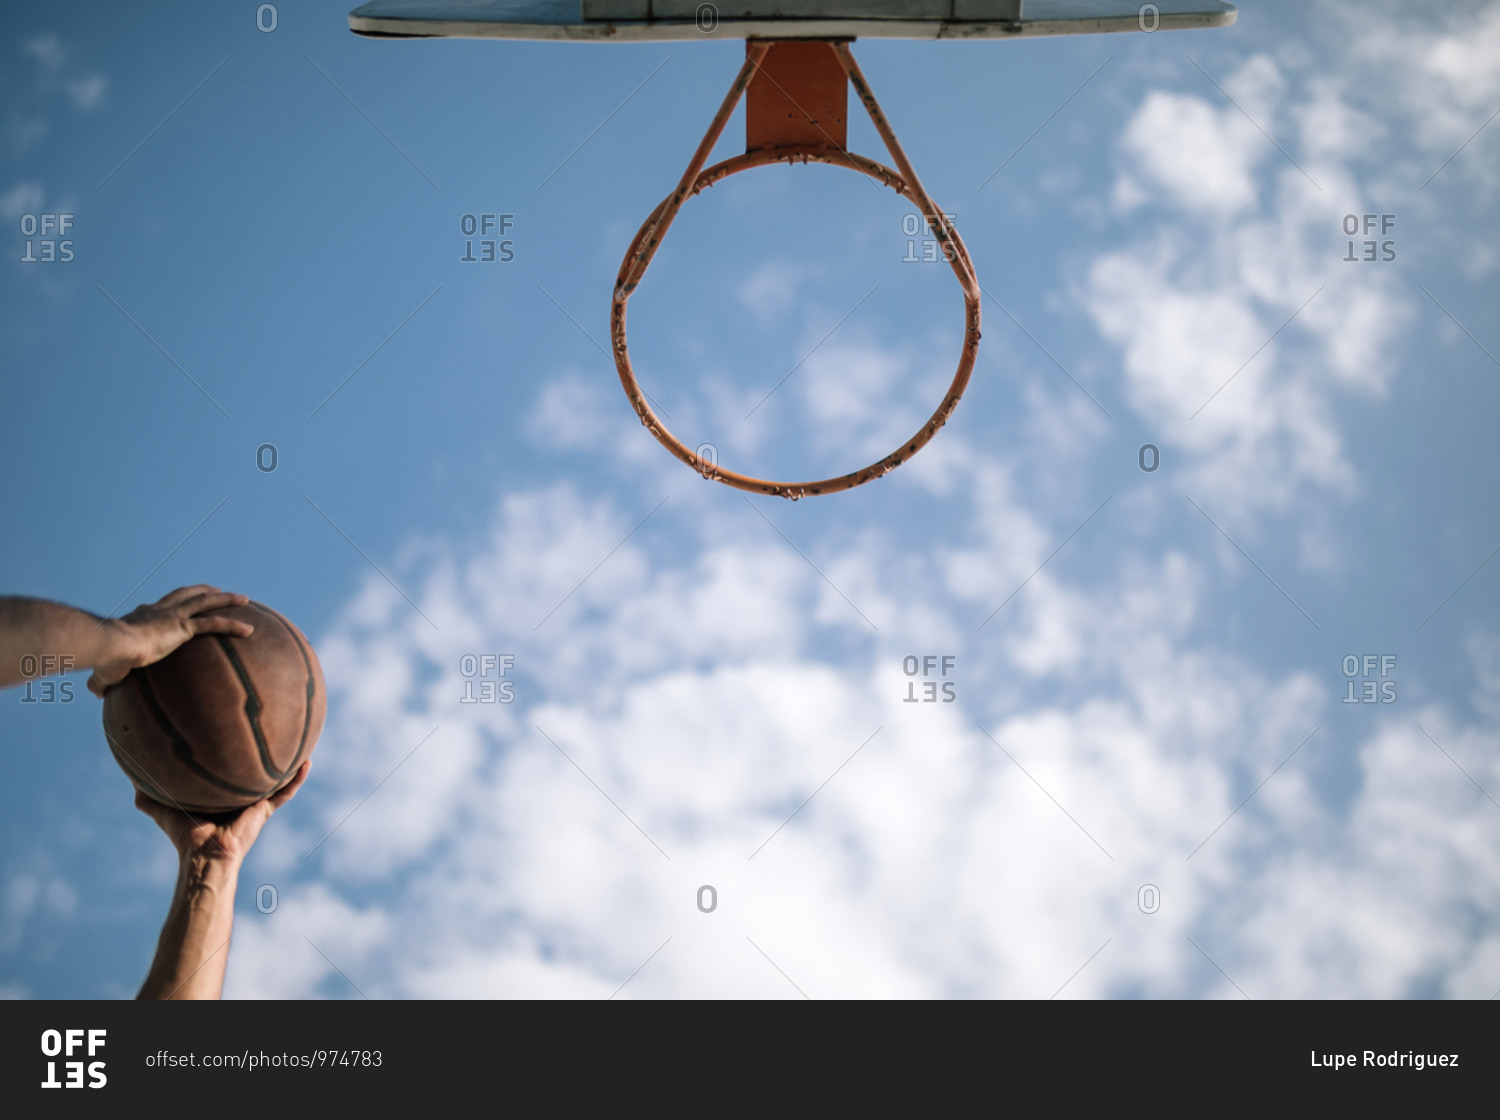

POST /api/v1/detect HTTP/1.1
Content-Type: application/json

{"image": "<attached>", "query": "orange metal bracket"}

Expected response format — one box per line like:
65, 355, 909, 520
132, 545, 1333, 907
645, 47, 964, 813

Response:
746, 41, 847, 153
611, 40, 981, 499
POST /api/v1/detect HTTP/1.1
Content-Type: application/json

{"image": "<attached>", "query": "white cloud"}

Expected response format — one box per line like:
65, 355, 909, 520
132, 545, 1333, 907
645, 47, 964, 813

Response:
224, 448, 1500, 998
1, 870, 77, 952
9, 33, 108, 159
528, 372, 626, 451
22, 35, 67, 71
225, 885, 390, 1000
1119, 91, 1263, 217
736, 261, 802, 321
1413, 4, 1500, 110
1340, 1, 1500, 200
0, 183, 44, 222
1229, 713, 1500, 998
66, 75, 107, 112
1088, 47, 1416, 525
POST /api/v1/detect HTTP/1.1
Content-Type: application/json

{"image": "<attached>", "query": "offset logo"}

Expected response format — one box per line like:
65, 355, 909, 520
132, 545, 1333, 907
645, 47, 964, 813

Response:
18, 214, 75, 263
17, 654, 76, 704
459, 653, 516, 703
902, 655, 957, 703
1342, 654, 1397, 704
901, 213, 959, 264
40, 1029, 107, 1089
1342, 214, 1396, 262
459, 214, 515, 263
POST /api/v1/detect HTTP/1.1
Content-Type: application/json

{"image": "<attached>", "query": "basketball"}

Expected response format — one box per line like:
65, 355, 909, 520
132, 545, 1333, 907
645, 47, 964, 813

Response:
102, 601, 326, 814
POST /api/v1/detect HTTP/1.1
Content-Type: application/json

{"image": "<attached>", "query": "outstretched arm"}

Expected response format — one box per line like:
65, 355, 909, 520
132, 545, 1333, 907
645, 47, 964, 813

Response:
136, 761, 310, 1000
0, 586, 254, 695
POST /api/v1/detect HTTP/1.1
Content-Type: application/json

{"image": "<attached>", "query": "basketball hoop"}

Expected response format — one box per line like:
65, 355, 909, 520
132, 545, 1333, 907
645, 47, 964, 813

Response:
611, 41, 982, 499
350, 0, 1237, 496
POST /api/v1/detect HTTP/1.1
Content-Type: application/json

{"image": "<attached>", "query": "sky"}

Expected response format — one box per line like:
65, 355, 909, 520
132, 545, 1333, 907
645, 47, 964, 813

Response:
1, 0, 1498, 999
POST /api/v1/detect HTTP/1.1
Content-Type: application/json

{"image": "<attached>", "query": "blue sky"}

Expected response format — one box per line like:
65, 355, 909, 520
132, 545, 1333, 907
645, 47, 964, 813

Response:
2, 0, 1499, 998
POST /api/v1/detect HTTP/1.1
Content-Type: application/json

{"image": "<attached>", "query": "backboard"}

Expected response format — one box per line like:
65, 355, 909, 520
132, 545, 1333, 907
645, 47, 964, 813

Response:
349, 0, 1237, 42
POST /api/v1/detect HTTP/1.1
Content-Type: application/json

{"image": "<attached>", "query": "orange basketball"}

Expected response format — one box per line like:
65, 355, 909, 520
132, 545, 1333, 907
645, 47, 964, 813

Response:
102, 601, 325, 813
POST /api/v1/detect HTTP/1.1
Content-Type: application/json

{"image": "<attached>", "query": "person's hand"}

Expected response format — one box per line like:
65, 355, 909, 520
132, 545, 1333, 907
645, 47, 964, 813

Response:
134, 761, 311, 1001
134, 760, 311, 866
89, 585, 254, 697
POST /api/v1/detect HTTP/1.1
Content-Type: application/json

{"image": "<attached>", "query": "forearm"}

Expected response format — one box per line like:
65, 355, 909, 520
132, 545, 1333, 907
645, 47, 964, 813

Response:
137, 855, 241, 1000
0, 597, 127, 689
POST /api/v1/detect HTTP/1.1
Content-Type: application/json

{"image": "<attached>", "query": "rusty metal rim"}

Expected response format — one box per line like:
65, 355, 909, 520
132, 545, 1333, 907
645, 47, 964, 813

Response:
610, 42, 982, 500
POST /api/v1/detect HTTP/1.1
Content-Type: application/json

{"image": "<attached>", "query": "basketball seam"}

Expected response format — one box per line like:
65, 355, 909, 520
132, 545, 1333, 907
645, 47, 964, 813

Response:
211, 633, 284, 782
135, 668, 271, 800
248, 601, 318, 776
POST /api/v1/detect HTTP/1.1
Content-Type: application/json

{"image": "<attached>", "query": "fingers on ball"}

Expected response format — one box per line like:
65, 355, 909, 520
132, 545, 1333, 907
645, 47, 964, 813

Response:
160, 584, 219, 606
181, 590, 249, 616
191, 616, 254, 637
270, 762, 311, 808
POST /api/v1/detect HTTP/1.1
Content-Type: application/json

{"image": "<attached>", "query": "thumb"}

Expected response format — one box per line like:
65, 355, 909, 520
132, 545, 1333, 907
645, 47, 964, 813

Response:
89, 666, 127, 696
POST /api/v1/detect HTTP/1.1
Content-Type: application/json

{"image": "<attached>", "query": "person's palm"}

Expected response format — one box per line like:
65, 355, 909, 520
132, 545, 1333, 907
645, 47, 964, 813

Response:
135, 761, 310, 863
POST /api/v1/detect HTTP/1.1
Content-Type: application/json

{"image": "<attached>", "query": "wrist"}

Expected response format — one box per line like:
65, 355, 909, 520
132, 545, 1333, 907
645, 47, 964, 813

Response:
96, 617, 143, 671
179, 851, 242, 896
